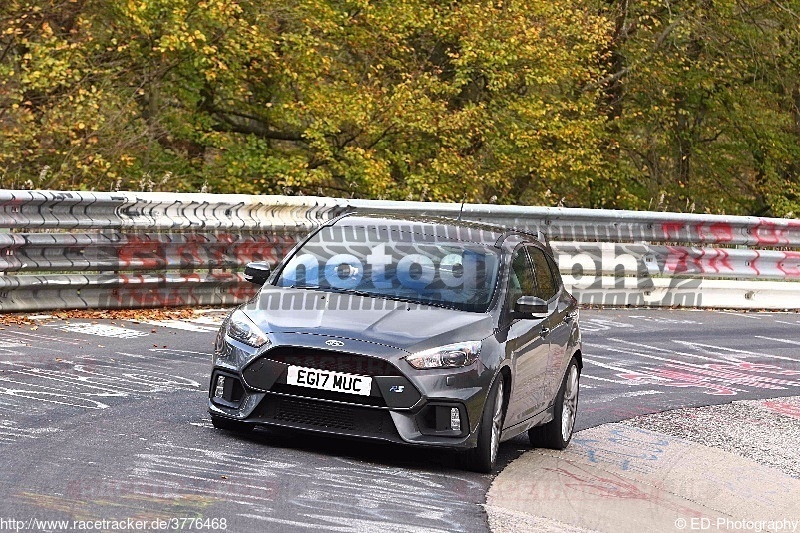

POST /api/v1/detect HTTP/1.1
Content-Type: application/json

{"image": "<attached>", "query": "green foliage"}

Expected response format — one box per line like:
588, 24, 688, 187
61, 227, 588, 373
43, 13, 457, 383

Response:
1, 0, 798, 216
596, 0, 800, 216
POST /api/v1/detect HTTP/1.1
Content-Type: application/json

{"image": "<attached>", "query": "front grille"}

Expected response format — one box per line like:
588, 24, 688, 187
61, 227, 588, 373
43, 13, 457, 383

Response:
264, 347, 402, 376
275, 397, 359, 430
258, 396, 399, 440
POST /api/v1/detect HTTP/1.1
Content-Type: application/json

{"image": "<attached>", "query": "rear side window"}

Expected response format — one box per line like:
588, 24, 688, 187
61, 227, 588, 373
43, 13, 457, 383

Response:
528, 247, 558, 301
507, 247, 536, 306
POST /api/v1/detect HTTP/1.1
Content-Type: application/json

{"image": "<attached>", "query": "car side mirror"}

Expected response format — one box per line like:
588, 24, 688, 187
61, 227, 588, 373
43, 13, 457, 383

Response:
244, 261, 271, 286
513, 295, 549, 318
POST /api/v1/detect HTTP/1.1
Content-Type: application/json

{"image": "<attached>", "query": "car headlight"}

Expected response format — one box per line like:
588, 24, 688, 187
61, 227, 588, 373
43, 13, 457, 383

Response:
405, 341, 481, 369
225, 309, 270, 348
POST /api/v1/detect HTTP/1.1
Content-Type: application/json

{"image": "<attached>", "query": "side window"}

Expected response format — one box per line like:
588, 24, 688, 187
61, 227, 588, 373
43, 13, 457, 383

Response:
528, 246, 558, 301
546, 254, 563, 288
507, 247, 536, 308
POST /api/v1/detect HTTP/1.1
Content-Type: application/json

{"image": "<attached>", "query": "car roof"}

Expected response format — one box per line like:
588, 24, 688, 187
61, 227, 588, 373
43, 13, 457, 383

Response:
329, 212, 548, 249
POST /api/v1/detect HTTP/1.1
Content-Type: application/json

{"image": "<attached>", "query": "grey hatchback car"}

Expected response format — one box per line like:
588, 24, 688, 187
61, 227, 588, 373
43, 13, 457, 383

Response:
209, 213, 582, 472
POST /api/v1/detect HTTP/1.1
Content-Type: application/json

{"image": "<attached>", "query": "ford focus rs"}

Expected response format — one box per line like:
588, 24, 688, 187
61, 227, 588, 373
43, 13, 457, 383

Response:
209, 214, 582, 472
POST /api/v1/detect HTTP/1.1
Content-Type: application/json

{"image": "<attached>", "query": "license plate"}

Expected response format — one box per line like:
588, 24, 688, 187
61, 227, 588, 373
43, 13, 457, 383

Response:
286, 365, 372, 396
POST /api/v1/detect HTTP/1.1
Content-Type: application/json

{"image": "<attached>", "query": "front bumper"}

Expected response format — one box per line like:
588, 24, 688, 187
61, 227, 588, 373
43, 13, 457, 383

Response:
208, 334, 492, 449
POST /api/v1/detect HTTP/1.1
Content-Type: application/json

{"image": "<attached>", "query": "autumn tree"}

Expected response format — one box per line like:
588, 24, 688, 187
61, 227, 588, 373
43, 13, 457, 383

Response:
596, 0, 800, 216
2, 0, 799, 216
1, 0, 612, 204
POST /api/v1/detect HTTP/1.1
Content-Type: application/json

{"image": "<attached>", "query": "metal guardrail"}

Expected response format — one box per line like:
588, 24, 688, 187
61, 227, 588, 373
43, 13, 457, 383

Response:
1, 189, 798, 311
551, 242, 800, 280
346, 199, 800, 247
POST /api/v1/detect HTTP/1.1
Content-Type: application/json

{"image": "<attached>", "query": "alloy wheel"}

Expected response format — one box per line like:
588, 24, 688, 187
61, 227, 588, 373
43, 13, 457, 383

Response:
561, 365, 579, 442
490, 380, 504, 465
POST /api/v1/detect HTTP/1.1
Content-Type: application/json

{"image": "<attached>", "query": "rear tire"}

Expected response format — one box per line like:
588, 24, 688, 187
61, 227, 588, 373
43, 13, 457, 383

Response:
211, 416, 253, 434
529, 357, 579, 449
465, 377, 505, 473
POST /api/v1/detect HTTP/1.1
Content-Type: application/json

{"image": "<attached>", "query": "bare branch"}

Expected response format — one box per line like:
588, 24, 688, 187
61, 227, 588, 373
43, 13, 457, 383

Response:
768, 0, 800, 19
211, 109, 305, 141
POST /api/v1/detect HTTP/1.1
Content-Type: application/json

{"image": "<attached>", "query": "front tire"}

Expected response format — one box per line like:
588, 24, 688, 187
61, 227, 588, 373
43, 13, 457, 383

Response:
211, 416, 253, 434
465, 377, 505, 473
529, 357, 580, 449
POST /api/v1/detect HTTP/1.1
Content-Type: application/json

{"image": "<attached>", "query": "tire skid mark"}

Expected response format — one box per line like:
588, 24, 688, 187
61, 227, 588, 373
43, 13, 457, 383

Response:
584, 335, 800, 397
0, 357, 202, 421
0, 360, 200, 395
1, 330, 84, 347
0, 419, 61, 443
126, 441, 485, 532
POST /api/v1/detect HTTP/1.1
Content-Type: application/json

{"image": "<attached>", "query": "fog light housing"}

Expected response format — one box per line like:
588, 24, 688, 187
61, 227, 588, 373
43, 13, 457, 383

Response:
211, 373, 246, 408
214, 376, 225, 398
450, 407, 461, 432
416, 404, 467, 437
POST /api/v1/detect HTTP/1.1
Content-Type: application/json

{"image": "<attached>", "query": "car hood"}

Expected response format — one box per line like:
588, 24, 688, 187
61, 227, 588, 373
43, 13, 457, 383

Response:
241, 287, 495, 353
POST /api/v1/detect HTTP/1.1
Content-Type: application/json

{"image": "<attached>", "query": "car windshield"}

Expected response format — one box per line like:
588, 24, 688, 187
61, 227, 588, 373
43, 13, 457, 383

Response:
275, 224, 501, 312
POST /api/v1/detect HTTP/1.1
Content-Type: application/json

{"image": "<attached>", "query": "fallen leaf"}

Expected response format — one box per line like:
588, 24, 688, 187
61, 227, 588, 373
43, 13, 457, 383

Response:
0, 315, 36, 326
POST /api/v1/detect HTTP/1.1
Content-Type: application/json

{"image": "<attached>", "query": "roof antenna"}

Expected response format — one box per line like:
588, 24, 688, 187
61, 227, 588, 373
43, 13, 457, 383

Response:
457, 192, 467, 221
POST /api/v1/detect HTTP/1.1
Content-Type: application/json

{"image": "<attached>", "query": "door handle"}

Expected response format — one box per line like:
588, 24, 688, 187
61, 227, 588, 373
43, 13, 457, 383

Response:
540, 327, 550, 338
565, 311, 578, 323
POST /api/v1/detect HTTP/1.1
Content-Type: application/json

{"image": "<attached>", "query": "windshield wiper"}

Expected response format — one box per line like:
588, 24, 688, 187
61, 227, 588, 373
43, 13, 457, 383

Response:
283, 284, 372, 297
319, 286, 373, 297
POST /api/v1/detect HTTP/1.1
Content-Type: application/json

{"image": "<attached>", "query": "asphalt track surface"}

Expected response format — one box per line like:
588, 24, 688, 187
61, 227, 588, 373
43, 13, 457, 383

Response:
0, 308, 798, 532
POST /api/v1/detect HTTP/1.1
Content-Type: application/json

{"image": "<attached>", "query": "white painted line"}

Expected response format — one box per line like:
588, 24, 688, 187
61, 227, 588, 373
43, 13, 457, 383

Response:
0, 382, 109, 409
625, 315, 703, 325
142, 320, 218, 333
618, 389, 664, 397
583, 358, 668, 381
582, 374, 633, 384
594, 390, 665, 402
7, 329, 83, 345
674, 339, 800, 364
609, 338, 722, 363
58, 323, 149, 339
754, 336, 800, 349
0, 365, 133, 395
0, 341, 26, 348
599, 341, 800, 391
715, 311, 761, 319
188, 316, 225, 326
607, 340, 800, 382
